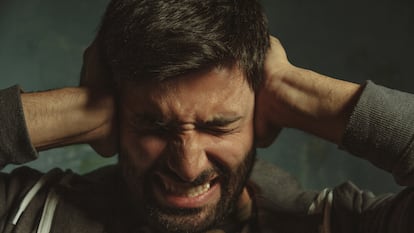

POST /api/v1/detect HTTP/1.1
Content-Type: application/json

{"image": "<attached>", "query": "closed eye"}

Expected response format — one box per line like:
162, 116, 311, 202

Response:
198, 125, 236, 135
131, 114, 242, 136
196, 116, 242, 135
131, 118, 172, 135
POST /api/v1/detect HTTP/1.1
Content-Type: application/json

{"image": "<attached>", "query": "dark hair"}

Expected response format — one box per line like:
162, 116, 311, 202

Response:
98, 0, 269, 90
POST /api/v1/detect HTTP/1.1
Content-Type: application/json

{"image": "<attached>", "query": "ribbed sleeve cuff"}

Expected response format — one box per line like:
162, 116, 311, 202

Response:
0, 85, 37, 168
342, 81, 414, 185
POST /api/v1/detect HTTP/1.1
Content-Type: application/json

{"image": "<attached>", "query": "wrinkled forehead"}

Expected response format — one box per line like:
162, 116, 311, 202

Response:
118, 65, 254, 121
119, 65, 249, 97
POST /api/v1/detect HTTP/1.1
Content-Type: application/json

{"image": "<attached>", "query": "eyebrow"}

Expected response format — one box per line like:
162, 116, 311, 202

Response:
133, 114, 242, 126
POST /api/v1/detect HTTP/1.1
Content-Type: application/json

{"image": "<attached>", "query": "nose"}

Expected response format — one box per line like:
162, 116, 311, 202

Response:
167, 131, 209, 182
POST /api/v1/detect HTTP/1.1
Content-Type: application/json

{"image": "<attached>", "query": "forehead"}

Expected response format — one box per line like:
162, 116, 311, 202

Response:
120, 66, 254, 121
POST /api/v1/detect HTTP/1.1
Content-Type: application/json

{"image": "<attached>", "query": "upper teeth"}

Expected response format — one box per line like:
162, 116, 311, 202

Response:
164, 182, 211, 198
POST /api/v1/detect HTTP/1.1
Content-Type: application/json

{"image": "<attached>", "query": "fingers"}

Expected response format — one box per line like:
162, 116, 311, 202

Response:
267, 36, 289, 64
79, 38, 119, 157
80, 39, 113, 88
253, 36, 292, 148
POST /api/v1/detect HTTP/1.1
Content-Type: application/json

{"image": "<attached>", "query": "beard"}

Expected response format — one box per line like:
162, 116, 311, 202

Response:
120, 148, 256, 233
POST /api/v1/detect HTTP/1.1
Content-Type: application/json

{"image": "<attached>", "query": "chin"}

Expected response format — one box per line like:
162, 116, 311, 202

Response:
120, 148, 257, 233
146, 203, 223, 233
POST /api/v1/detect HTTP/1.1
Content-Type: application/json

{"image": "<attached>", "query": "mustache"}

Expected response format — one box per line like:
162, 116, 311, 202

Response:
155, 163, 227, 186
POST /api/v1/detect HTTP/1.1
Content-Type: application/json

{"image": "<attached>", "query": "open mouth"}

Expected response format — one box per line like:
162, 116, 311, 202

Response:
153, 173, 221, 208
162, 177, 219, 197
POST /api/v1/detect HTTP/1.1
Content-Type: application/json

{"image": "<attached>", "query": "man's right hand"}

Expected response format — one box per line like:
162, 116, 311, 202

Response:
21, 39, 118, 157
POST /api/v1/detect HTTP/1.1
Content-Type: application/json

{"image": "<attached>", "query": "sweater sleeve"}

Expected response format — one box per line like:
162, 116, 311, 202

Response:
0, 86, 38, 169
341, 81, 414, 186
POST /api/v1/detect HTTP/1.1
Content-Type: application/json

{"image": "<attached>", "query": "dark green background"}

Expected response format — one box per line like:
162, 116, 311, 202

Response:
1, 0, 413, 194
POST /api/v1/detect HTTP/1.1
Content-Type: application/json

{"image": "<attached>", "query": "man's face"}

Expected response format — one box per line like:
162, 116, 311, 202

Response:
118, 66, 255, 233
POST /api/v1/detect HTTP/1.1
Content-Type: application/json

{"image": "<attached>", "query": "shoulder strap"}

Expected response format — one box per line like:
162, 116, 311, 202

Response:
11, 169, 61, 225
36, 173, 73, 233
11, 170, 73, 233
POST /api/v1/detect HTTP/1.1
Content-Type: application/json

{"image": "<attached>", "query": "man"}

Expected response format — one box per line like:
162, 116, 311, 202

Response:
1, 0, 414, 232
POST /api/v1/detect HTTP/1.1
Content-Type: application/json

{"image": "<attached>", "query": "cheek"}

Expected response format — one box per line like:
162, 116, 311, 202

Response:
120, 131, 168, 171
205, 124, 254, 169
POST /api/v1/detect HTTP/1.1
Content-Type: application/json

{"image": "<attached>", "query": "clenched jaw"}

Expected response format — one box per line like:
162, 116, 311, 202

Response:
153, 171, 221, 208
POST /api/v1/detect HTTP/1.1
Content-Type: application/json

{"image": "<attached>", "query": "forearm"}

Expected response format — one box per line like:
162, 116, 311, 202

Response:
275, 68, 414, 184
21, 87, 115, 151
269, 65, 362, 143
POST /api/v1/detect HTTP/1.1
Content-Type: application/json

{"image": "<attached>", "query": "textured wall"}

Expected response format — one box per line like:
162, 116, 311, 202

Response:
259, 0, 414, 193
0, 0, 116, 173
1, 0, 413, 194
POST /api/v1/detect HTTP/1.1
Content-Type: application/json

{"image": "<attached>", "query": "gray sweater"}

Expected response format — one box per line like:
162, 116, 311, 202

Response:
1, 81, 414, 233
